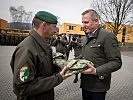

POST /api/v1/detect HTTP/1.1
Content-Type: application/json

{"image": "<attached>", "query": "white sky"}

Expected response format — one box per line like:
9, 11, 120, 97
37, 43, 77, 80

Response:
0, 0, 93, 24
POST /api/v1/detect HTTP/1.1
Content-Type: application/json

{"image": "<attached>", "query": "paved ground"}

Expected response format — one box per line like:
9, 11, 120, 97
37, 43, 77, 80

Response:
0, 46, 133, 100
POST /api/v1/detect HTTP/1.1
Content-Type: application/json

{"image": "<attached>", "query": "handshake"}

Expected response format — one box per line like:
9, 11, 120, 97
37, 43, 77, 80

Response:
53, 52, 94, 77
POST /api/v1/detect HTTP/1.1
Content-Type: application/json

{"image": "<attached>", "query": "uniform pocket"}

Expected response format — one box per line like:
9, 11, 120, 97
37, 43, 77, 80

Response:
90, 43, 101, 48
38, 52, 53, 76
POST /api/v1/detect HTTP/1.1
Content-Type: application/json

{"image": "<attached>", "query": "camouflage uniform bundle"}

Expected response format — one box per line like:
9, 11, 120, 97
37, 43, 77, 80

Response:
53, 52, 94, 77
65, 59, 94, 77
53, 52, 67, 69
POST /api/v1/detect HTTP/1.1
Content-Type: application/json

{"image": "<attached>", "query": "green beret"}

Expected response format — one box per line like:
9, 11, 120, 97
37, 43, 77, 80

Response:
34, 11, 58, 24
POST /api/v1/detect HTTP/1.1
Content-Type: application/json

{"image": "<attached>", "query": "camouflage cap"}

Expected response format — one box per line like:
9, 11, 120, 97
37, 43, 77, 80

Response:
34, 11, 58, 24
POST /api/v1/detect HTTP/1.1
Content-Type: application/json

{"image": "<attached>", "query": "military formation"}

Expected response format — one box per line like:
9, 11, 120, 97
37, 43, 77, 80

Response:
0, 33, 27, 46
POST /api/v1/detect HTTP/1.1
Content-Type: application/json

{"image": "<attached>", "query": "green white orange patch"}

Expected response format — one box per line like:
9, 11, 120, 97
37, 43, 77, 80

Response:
20, 66, 29, 82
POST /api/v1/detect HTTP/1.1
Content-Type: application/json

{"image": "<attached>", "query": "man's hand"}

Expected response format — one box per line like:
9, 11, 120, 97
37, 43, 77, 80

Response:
81, 63, 97, 75
59, 66, 67, 80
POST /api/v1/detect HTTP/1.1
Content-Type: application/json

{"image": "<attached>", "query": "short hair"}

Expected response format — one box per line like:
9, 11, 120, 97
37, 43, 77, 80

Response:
32, 18, 43, 29
82, 9, 99, 21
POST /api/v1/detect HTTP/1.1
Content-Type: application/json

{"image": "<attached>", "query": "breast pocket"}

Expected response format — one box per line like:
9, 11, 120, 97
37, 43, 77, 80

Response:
90, 43, 101, 48
38, 52, 53, 76
89, 43, 103, 55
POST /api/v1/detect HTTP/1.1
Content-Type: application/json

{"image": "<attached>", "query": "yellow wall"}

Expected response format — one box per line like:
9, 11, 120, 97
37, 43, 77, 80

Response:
60, 22, 133, 43
103, 22, 133, 43
59, 23, 85, 35
125, 26, 133, 43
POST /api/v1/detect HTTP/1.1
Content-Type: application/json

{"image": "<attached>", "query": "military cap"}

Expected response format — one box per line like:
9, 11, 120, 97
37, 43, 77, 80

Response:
34, 11, 58, 24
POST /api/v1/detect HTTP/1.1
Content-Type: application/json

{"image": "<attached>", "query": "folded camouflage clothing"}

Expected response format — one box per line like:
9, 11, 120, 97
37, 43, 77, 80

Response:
53, 52, 67, 69
65, 59, 94, 77
53, 52, 94, 77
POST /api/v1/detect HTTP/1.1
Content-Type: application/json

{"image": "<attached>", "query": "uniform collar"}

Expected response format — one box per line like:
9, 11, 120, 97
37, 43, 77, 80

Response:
87, 29, 98, 38
30, 30, 50, 48
87, 26, 101, 39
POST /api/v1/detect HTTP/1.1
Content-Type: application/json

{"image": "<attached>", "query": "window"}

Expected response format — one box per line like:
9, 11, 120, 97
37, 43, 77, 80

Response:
66, 25, 69, 30
81, 27, 84, 31
73, 26, 76, 30
66, 25, 76, 30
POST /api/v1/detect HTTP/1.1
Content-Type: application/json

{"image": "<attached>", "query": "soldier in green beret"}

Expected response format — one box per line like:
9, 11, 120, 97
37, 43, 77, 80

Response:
10, 11, 67, 100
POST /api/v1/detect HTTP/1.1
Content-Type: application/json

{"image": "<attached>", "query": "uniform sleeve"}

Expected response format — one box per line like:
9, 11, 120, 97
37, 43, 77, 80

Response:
76, 42, 83, 48
96, 33, 122, 78
51, 39, 58, 46
12, 46, 63, 96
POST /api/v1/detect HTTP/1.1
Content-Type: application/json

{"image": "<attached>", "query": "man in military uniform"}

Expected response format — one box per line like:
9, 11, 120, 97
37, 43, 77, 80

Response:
80, 9, 122, 100
10, 11, 67, 100
52, 35, 68, 58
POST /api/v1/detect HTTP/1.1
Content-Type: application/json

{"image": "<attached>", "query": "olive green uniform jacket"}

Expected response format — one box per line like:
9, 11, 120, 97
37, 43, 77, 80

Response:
52, 39, 68, 54
80, 27, 122, 92
68, 41, 82, 57
10, 30, 63, 100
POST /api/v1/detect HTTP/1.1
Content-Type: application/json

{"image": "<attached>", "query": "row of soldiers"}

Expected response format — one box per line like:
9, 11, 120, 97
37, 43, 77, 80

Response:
0, 33, 27, 46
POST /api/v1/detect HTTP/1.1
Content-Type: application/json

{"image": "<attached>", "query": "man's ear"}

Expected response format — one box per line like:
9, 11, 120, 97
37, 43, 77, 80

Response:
42, 22, 47, 27
41, 22, 47, 30
94, 19, 98, 22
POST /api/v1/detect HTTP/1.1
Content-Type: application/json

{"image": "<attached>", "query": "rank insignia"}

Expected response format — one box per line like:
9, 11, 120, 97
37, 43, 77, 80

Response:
20, 66, 29, 82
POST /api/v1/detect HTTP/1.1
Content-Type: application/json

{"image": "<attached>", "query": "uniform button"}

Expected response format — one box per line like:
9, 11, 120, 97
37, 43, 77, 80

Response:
98, 44, 101, 47
99, 76, 104, 79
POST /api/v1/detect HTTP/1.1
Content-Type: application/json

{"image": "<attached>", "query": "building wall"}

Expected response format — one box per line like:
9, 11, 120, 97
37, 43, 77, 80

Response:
103, 22, 133, 43
59, 22, 133, 43
59, 23, 85, 35
0, 19, 7, 30
125, 26, 133, 43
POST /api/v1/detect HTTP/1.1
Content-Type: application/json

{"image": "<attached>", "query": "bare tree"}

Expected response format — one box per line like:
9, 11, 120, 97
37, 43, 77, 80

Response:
92, 0, 133, 35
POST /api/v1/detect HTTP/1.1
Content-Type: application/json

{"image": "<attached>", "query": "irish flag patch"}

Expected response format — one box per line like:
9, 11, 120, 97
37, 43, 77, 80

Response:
20, 66, 29, 82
